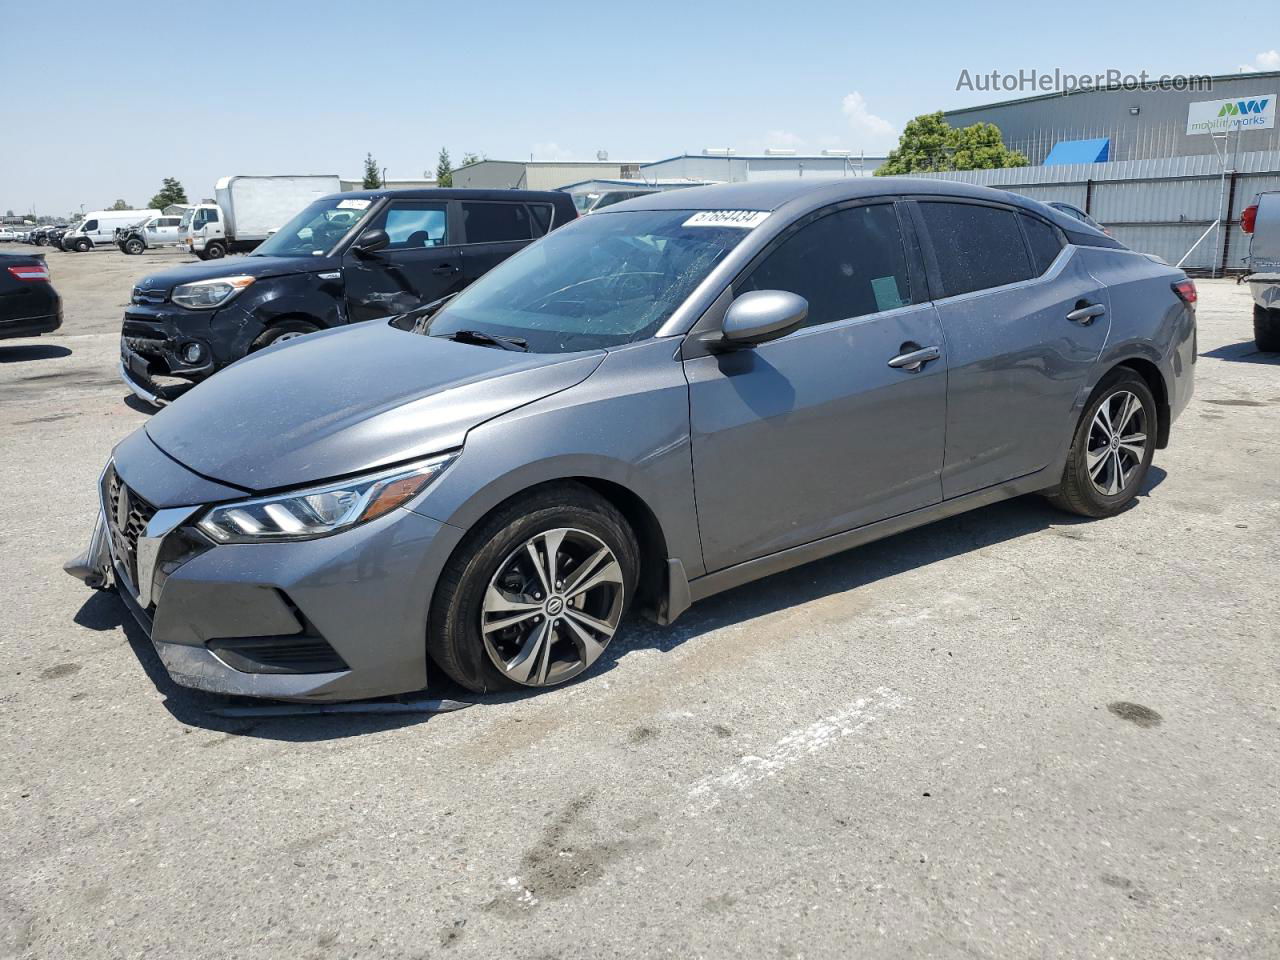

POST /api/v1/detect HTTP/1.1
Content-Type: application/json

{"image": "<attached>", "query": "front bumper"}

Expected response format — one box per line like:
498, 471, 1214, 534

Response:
66, 453, 467, 701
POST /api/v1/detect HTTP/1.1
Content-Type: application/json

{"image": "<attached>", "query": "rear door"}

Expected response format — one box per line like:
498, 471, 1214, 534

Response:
686, 200, 948, 572
458, 200, 537, 284
342, 199, 464, 323
912, 199, 1110, 498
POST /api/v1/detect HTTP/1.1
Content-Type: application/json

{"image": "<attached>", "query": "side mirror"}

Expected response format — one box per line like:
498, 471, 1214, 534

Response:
706, 290, 808, 351
352, 228, 390, 256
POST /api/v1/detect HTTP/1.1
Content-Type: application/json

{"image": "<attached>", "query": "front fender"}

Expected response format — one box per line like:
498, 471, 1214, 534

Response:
407, 338, 704, 579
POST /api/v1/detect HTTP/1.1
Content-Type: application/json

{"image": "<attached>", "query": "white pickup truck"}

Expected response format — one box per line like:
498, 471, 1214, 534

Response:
1243, 191, 1280, 351
115, 214, 185, 255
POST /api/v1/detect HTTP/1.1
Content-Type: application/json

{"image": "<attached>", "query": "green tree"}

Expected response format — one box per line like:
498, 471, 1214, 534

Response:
361, 152, 382, 189
876, 112, 1027, 175
148, 177, 189, 210
110, 199, 130, 210
435, 147, 453, 187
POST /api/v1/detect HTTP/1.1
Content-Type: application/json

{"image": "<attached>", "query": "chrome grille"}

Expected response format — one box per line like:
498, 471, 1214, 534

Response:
130, 286, 167, 305
102, 464, 157, 592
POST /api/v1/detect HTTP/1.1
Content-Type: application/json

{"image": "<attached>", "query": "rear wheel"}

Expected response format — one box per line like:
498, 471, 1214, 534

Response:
428, 484, 639, 693
1046, 368, 1156, 518
250, 319, 319, 351
1255, 304, 1280, 352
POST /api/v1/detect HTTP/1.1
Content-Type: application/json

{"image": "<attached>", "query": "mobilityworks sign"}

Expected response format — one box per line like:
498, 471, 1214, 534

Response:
1186, 94, 1275, 135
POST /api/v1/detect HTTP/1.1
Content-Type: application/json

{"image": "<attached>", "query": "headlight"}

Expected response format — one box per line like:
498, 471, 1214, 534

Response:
171, 275, 255, 310
197, 453, 456, 543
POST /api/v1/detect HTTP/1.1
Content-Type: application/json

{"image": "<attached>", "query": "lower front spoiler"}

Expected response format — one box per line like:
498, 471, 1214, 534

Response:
119, 358, 195, 407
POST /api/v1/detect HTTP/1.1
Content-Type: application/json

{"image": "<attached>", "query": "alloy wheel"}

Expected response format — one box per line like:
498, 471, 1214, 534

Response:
480, 527, 624, 687
1087, 390, 1147, 496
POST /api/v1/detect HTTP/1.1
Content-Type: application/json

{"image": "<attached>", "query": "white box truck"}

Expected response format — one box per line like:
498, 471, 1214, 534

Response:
181, 174, 342, 260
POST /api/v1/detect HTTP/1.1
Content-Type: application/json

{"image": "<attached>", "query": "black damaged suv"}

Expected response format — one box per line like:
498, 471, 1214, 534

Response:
119, 187, 577, 404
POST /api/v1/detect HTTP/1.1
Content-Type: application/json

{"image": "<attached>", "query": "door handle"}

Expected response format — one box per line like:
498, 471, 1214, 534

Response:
432, 263, 459, 275
1067, 302, 1106, 324
887, 344, 941, 372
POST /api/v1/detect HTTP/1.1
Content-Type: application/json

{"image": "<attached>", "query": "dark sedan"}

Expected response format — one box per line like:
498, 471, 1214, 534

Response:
0, 251, 62, 340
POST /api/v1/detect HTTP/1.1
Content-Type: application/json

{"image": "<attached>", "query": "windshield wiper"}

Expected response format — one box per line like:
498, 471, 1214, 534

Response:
435, 329, 528, 352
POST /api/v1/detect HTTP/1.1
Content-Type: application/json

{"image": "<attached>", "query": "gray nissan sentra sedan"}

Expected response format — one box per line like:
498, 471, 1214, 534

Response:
67, 178, 1196, 701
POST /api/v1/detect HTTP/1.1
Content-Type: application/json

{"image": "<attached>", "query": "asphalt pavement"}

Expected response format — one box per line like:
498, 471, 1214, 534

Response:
1, 246, 1277, 959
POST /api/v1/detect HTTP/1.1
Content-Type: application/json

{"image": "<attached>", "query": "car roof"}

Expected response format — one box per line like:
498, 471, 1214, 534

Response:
598, 176, 1115, 245
322, 188, 574, 203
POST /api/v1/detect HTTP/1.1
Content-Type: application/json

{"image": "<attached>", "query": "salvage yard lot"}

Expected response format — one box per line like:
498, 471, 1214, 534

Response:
1, 249, 1278, 958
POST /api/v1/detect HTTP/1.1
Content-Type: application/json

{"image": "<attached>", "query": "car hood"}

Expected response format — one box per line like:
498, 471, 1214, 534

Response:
144, 320, 606, 492
136, 254, 337, 293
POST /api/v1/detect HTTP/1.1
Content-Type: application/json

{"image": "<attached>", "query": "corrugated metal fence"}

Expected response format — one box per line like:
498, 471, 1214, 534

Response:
905, 149, 1280, 273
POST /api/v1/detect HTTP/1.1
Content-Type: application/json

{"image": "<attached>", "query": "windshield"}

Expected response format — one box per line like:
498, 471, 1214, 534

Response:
423, 210, 752, 352
179, 209, 194, 230
251, 197, 373, 258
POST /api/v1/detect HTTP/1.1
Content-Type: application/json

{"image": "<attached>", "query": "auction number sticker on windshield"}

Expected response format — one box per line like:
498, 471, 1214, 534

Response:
336, 199, 372, 210
683, 210, 770, 229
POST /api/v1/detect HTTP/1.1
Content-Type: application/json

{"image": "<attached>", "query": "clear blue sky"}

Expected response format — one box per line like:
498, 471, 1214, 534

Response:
2, 0, 1274, 217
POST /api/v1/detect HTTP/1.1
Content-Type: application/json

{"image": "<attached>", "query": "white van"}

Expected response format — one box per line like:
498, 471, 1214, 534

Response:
61, 209, 160, 252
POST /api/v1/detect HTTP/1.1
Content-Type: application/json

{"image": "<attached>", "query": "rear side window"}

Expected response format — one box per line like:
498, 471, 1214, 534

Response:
462, 201, 532, 244
1021, 214, 1065, 276
918, 202, 1032, 297
529, 203, 554, 237
739, 203, 911, 328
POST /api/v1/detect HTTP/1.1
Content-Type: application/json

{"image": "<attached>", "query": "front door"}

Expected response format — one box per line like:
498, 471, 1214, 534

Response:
343, 199, 464, 323
913, 200, 1111, 498
686, 202, 948, 573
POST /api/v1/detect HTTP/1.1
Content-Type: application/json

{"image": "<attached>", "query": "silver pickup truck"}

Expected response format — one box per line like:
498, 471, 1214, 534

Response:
114, 214, 185, 255
1243, 191, 1280, 351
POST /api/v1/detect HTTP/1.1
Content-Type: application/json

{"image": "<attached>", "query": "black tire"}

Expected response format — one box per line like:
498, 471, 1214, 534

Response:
203, 241, 226, 260
428, 483, 640, 693
1046, 367, 1157, 518
249, 319, 320, 351
74, 238, 91, 252
124, 238, 145, 255
1255, 304, 1280, 352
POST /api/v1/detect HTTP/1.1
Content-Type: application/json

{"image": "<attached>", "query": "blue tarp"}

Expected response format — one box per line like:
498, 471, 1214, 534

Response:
1043, 138, 1110, 165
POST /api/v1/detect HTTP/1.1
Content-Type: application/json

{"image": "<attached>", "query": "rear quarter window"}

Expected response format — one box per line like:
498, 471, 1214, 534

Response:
1020, 214, 1066, 276
918, 202, 1033, 297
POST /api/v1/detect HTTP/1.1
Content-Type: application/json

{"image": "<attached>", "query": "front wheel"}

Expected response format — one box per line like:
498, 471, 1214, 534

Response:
1046, 368, 1156, 518
1255, 304, 1280, 352
203, 241, 226, 260
74, 238, 91, 252
249, 319, 320, 351
428, 484, 639, 693
124, 238, 144, 255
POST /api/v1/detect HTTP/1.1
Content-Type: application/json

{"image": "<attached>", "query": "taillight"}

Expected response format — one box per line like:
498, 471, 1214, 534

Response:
7, 264, 49, 282
1173, 279, 1197, 305
1241, 204, 1258, 234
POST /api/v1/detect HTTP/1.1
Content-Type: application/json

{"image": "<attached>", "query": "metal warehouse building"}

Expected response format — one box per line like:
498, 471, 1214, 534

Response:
944, 71, 1280, 164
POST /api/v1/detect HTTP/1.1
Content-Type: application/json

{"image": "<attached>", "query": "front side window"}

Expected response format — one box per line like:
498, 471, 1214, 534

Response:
423, 209, 751, 353
461, 201, 532, 244
83, 220, 98, 231
738, 204, 911, 327
918, 202, 1033, 297
372, 201, 448, 249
